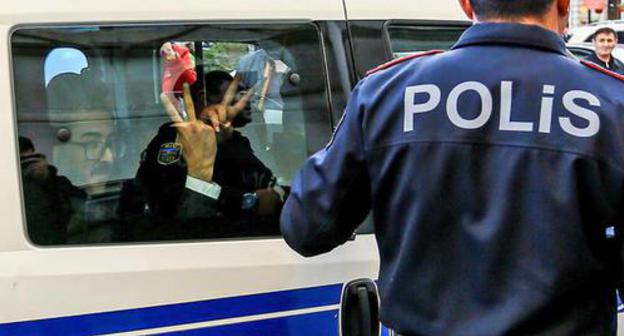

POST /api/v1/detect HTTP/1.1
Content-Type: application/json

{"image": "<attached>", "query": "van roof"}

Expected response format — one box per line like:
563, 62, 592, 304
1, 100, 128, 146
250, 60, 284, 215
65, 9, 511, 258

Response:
2, 0, 465, 25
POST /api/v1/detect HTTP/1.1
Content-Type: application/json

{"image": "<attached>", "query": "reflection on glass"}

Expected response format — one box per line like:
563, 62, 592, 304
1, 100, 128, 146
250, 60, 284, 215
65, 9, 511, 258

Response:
44, 47, 89, 87
12, 23, 331, 245
388, 25, 466, 58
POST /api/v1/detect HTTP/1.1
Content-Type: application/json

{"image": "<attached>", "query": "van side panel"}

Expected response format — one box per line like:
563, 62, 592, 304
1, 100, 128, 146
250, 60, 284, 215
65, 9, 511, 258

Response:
343, 0, 465, 21
0, 237, 378, 328
0, 24, 25, 252
0, 1, 345, 23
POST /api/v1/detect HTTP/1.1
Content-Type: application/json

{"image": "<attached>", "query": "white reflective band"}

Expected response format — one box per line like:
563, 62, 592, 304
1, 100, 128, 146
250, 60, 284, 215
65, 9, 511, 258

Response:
103, 304, 340, 336
185, 175, 221, 200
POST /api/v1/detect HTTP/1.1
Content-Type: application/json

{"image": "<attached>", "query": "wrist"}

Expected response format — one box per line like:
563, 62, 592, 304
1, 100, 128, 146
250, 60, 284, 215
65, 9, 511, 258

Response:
187, 164, 214, 182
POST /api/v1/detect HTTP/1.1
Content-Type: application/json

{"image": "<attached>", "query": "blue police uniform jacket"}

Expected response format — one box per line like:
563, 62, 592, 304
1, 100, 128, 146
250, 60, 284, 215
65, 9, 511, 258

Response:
281, 23, 624, 335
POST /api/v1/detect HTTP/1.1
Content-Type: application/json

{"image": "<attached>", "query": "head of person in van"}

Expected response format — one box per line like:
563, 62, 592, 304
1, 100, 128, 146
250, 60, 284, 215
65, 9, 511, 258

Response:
196, 70, 253, 136
46, 70, 119, 187
459, 0, 570, 34
18, 136, 49, 181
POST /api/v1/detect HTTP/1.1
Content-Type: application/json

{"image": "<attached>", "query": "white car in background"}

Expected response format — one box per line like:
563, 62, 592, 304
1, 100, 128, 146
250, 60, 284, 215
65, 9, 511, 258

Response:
567, 20, 624, 44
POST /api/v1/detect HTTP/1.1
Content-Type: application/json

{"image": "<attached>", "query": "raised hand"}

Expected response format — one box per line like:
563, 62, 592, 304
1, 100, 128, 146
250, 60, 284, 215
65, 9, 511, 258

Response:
199, 76, 254, 133
160, 83, 217, 182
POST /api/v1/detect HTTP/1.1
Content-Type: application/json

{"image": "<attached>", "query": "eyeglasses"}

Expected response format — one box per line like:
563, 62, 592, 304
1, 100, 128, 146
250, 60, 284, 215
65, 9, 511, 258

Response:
77, 132, 127, 161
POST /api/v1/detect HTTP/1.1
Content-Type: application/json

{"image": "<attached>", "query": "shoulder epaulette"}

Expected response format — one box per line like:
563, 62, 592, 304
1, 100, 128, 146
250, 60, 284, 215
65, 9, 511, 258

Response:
580, 60, 624, 82
366, 50, 443, 76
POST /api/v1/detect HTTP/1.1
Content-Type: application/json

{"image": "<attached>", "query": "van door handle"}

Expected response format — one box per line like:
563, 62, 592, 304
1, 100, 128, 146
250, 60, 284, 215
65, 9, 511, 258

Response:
340, 278, 380, 336
357, 286, 372, 336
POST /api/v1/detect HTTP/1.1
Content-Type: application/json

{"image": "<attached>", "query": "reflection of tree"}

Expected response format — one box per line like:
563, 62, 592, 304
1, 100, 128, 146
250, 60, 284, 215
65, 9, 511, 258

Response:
203, 42, 250, 73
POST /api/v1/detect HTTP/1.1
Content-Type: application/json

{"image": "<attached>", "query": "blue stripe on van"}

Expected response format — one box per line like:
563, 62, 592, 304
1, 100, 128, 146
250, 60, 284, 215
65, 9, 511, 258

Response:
156, 312, 393, 336
156, 309, 339, 336
0, 283, 342, 336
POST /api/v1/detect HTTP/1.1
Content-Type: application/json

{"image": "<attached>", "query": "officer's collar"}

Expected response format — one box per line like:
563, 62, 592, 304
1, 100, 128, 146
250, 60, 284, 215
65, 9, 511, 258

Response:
452, 22, 567, 56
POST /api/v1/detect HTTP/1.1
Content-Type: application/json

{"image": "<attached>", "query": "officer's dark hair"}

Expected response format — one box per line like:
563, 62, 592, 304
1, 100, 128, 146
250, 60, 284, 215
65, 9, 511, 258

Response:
593, 27, 618, 41
18, 136, 35, 155
469, 0, 555, 20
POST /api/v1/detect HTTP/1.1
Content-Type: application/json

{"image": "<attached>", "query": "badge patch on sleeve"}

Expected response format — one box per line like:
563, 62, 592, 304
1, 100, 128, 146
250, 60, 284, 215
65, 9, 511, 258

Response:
157, 142, 182, 165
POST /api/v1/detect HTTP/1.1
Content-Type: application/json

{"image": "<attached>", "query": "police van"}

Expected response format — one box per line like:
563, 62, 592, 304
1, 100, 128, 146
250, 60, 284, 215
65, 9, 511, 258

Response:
0, 1, 491, 335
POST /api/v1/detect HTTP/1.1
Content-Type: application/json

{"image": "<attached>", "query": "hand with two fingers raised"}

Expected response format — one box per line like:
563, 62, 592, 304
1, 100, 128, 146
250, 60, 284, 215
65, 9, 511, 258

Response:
160, 83, 217, 182
198, 76, 254, 135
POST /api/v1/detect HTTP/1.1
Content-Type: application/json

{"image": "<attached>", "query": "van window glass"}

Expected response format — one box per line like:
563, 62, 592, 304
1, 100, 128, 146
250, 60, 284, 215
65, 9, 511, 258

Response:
12, 23, 331, 245
44, 48, 89, 87
386, 24, 466, 58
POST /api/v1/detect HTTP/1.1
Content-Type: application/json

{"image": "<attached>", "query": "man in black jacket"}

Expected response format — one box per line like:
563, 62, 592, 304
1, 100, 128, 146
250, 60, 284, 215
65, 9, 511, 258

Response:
119, 71, 284, 241
585, 27, 624, 75
19, 136, 86, 245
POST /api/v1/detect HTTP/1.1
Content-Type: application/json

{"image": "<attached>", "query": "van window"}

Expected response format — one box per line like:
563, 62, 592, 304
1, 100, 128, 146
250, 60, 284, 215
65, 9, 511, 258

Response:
12, 23, 331, 245
386, 24, 466, 58
44, 48, 89, 87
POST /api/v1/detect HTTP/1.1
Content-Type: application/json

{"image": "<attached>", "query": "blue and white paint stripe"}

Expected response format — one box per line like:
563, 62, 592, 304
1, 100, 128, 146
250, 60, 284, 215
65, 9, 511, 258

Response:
0, 284, 345, 336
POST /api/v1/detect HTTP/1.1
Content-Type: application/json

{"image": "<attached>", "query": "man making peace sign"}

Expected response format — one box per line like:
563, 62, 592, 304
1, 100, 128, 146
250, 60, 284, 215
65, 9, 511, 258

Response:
119, 71, 285, 240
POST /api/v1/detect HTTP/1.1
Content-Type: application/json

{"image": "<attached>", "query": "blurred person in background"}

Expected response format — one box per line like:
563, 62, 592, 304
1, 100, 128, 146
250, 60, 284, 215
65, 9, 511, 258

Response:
586, 27, 624, 75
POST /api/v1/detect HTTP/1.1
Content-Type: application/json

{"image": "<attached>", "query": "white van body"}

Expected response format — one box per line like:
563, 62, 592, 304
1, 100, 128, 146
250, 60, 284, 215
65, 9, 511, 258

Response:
14, 2, 622, 336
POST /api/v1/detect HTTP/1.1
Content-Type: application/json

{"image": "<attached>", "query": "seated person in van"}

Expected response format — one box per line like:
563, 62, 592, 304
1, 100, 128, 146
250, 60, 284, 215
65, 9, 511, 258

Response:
118, 71, 286, 241
19, 136, 86, 245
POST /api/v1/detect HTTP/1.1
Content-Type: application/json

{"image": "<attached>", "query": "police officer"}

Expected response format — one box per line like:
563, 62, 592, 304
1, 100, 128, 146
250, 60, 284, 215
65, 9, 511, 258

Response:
280, 0, 624, 335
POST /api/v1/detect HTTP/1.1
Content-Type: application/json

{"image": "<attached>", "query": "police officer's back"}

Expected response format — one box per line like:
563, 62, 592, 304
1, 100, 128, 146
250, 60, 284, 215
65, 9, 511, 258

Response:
280, 0, 624, 335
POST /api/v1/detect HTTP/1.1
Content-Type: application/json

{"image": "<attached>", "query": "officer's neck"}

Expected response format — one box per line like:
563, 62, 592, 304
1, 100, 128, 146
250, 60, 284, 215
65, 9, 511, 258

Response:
475, 2, 566, 36
478, 16, 561, 35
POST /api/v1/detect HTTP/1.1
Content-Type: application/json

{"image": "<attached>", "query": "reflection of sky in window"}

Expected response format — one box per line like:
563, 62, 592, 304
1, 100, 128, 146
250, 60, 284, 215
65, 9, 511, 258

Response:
44, 48, 88, 87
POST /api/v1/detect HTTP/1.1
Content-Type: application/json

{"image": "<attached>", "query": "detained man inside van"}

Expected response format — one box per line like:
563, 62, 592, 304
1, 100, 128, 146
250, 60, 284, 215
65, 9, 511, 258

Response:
118, 70, 286, 241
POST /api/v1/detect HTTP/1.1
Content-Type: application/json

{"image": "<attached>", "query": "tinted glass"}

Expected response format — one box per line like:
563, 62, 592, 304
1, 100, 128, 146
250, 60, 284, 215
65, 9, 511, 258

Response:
387, 24, 466, 58
12, 23, 331, 245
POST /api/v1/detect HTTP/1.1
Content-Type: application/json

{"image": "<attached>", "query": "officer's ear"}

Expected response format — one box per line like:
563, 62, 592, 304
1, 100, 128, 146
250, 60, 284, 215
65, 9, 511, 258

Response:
556, 0, 570, 20
556, 0, 571, 34
458, 0, 476, 21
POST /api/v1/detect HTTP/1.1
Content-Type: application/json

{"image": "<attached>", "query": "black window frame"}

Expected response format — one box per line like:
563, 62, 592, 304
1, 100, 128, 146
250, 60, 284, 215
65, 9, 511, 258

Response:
10, 20, 338, 247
